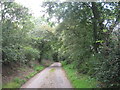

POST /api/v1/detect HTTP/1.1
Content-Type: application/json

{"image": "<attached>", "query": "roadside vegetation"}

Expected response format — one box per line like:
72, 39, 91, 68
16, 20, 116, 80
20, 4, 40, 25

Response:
1, 1, 120, 88
3, 65, 45, 88
62, 61, 99, 88
43, 2, 120, 88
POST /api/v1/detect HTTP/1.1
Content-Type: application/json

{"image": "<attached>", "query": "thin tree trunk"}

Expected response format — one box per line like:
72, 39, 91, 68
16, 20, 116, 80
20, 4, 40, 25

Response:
91, 2, 98, 53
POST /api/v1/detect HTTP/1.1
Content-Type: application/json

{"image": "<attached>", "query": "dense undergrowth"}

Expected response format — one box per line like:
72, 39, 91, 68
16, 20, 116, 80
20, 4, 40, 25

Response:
62, 61, 99, 88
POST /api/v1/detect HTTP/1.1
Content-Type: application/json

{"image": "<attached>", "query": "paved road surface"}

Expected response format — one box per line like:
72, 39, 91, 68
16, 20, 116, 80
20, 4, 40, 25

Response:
21, 62, 72, 88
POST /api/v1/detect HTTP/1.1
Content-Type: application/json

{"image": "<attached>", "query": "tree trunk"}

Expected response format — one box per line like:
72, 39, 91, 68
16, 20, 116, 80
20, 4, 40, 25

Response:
91, 2, 98, 53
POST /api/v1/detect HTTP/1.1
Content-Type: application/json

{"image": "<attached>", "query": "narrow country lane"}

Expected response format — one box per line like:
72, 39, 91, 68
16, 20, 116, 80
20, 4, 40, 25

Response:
21, 62, 72, 88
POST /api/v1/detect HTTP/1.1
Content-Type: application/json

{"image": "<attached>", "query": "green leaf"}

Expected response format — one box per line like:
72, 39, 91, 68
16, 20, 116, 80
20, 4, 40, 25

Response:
103, 29, 107, 32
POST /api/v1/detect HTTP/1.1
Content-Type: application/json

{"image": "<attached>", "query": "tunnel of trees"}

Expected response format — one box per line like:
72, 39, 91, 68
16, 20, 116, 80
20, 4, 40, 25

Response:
1, 1, 120, 88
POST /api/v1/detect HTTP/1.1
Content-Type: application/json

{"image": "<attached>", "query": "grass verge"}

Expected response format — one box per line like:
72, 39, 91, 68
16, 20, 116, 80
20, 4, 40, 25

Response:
63, 64, 99, 88
2, 77, 26, 88
3, 65, 45, 88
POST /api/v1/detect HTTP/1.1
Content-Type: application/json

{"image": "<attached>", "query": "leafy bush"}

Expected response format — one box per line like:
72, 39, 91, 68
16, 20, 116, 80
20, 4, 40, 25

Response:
23, 46, 40, 61
63, 64, 98, 88
13, 77, 25, 84
2, 46, 26, 63
34, 65, 44, 71
25, 71, 38, 79
96, 48, 120, 87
